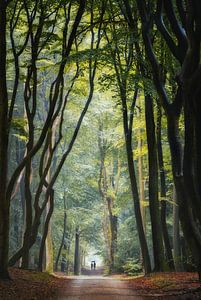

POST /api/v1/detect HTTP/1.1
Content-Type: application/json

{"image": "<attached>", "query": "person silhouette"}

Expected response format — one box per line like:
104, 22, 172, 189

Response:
94, 261, 96, 270
91, 261, 93, 270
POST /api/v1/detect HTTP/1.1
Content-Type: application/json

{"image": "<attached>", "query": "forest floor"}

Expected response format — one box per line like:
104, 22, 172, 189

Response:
0, 268, 201, 299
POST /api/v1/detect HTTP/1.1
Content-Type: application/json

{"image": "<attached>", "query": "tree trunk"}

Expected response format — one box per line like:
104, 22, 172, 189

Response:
98, 122, 118, 273
38, 189, 54, 272
107, 196, 117, 273
138, 130, 146, 231
0, 1, 10, 279
173, 186, 183, 271
44, 205, 54, 273
66, 240, 71, 274
167, 114, 201, 278
55, 211, 67, 271
21, 140, 33, 269
74, 228, 80, 275
145, 94, 166, 271
156, 104, 174, 270
121, 91, 151, 274
125, 136, 151, 274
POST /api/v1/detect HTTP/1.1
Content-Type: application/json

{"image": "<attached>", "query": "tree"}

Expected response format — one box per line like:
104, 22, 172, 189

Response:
145, 93, 166, 271
98, 119, 120, 273
102, 5, 151, 273
74, 227, 80, 275
0, 0, 10, 279
135, 0, 201, 277
1, 0, 87, 277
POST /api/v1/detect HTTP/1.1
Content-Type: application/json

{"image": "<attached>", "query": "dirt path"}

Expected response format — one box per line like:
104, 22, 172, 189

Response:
58, 276, 150, 300
1, 268, 200, 300
57, 274, 201, 300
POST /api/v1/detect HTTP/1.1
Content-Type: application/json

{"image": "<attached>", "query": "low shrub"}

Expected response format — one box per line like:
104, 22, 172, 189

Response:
123, 259, 142, 276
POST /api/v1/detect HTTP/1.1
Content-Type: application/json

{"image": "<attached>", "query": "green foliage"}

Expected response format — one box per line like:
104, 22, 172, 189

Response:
123, 259, 142, 276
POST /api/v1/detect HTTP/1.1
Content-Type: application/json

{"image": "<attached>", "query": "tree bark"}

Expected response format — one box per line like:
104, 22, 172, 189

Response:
55, 211, 67, 271
173, 186, 183, 271
98, 122, 120, 273
0, 0, 10, 279
74, 228, 80, 275
145, 94, 166, 271
137, 112, 146, 231
167, 114, 201, 278
106, 196, 117, 273
44, 200, 54, 273
21, 139, 33, 269
156, 104, 175, 270
38, 189, 54, 272
55, 193, 67, 271
66, 238, 71, 274
121, 90, 151, 274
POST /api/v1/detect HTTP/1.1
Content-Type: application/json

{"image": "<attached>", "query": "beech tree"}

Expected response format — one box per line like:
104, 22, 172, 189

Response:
133, 0, 201, 276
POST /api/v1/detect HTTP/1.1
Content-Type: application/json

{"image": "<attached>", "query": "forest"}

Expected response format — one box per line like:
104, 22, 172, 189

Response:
1, 0, 201, 298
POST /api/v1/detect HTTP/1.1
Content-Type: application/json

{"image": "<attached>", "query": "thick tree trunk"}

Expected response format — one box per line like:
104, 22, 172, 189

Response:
156, 105, 174, 270
145, 94, 166, 271
38, 189, 54, 272
182, 102, 201, 277
121, 92, 151, 274
194, 101, 201, 208
0, 1, 10, 279
111, 215, 117, 266
125, 137, 151, 274
107, 196, 117, 273
183, 99, 201, 224
74, 228, 80, 275
44, 205, 54, 273
173, 186, 183, 271
167, 114, 201, 278
21, 141, 33, 269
